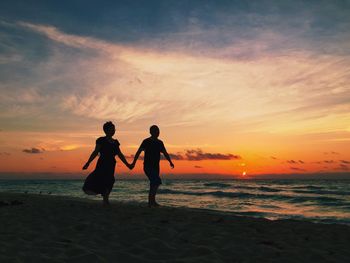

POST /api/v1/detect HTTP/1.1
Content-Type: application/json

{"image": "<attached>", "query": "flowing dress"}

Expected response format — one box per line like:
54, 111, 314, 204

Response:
83, 137, 120, 195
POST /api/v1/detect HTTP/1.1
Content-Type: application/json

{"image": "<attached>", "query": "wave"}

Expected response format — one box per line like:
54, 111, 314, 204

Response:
203, 183, 231, 188
258, 186, 282, 192
292, 189, 350, 196
291, 185, 324, 190
233, 185, 258, 190
158, 189, 344, 204
202, 183, 282, 193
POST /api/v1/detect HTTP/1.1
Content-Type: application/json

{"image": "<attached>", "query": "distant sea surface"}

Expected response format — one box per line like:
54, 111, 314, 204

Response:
1, 179, 350, 225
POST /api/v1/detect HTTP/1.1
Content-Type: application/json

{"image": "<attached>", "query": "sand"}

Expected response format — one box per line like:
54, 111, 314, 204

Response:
0, 192, 349, 263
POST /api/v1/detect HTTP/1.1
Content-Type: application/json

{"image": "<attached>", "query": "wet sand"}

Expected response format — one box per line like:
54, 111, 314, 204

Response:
0, 192, 349, 262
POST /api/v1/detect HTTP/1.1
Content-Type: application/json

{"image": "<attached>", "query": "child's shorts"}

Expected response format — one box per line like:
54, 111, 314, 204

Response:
144, 166, 162, 186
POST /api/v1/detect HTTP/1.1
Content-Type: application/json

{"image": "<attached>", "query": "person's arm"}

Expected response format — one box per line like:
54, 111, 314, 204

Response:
161, 144, 174, 168
131, 145, 144, 169
82, 144, 101, 170
116, 148, 132, 169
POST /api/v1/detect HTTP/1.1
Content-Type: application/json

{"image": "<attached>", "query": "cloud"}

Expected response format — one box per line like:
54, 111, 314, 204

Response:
17, 22, 122, 54
7, 22, 231, 126
194, 165, 203, 169
340, 160, 350, 164
323, 160, 335, 164
0, 20, 348, 135
270, 156, 277, 160
1, 1, 350, 143
22, 148, 44, 154
1, 2, 350, 176
167, 153, 184, 160
126, 149, 240, 162
286, 160, 305, 164
324, 151, 339, 155
0, 152, 10, 156
185, 149, 241, 161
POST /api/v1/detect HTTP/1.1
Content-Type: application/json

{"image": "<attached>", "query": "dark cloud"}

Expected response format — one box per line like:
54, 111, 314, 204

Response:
286, 160, 305, 164
270, 156, 277, 160
185, 149, 241, 161
22, 147, 44, 154
0, 152, 11, 156
194, 165, 203, 169
323, 160, 335, 164
165, 153, 184, 160
290, 167, 306, 171
340, 160, 350, 164
324, 151, 339, 155
1, 0, 348, 56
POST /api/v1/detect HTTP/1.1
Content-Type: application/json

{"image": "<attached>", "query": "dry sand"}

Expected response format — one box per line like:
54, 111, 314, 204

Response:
0, 192, 349, 263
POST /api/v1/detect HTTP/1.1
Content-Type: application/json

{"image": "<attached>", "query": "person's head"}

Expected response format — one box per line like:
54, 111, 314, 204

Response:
150, 125, 160, 138
103, 121, 115, 137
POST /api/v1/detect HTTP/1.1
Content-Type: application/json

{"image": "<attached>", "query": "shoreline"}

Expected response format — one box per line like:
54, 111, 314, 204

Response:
1, 192, 350, 262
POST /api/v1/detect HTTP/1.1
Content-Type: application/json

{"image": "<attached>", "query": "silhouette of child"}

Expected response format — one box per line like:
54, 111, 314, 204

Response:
82, 121, 131, 205
131, 125, 174, 207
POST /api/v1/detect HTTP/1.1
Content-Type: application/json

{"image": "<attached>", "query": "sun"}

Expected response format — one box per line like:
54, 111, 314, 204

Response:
242, 171, 246, 176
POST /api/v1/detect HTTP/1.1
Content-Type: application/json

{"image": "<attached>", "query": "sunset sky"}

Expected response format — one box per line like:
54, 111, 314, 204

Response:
0, 0, 349, 179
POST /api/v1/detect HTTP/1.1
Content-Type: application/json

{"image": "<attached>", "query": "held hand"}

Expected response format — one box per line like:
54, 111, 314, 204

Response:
127, 162, 134, 170
130, 163, 135, 170
82, 163, 89, 170
170, 162, 174, 169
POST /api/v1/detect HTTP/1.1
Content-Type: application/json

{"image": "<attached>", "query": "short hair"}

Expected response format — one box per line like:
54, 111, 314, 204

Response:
150, 125, 159, 135
103, 121, 115, 133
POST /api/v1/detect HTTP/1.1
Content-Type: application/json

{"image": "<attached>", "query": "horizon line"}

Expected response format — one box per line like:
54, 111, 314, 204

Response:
0, 172, 349, 180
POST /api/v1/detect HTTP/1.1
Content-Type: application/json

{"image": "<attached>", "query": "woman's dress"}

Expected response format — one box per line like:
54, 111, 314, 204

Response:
83, 137, 120, 195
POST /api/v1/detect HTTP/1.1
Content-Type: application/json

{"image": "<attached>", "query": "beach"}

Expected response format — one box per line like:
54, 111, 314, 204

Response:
1, 192, 349, 263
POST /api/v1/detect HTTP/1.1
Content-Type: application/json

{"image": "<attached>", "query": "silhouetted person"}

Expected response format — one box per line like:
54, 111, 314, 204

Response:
131, 125, 174, 207
82, 121, 131, 205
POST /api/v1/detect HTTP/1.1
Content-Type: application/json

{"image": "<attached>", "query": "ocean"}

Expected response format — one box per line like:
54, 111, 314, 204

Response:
1, 179, 349, 225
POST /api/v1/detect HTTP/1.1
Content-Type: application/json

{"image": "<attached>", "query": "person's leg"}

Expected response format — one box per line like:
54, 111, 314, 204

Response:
145, 166, 161, 207
148, 184, 153, 207
148, 184, 156, 207
148, 184, 160, 207
152, 184, 160, 206
102, 189, 110, 206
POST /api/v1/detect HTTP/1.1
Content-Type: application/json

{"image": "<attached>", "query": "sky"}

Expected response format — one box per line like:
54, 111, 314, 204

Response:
0, 0, 350, 179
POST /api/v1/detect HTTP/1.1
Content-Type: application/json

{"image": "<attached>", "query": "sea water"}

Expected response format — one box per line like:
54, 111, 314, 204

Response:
1, 179, 349, 224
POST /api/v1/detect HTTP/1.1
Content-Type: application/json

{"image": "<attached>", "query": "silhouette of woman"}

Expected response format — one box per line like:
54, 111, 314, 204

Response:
82, 121, 131, 205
